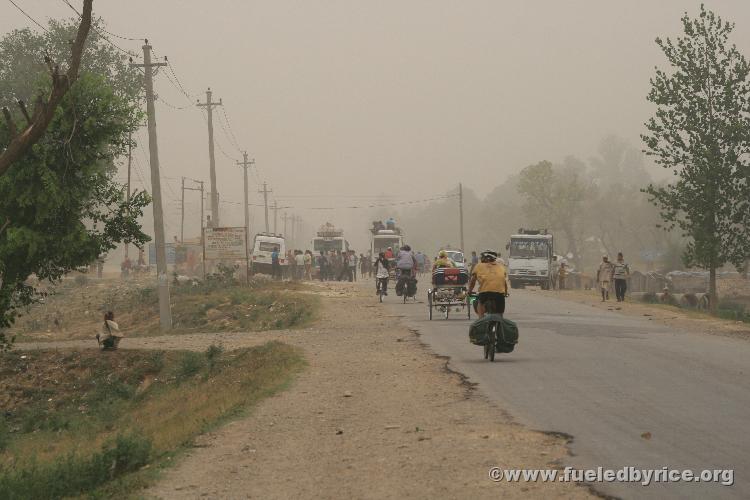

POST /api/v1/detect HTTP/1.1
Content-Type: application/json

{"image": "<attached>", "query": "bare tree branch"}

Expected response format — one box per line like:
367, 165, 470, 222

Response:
0, 0, 93, 177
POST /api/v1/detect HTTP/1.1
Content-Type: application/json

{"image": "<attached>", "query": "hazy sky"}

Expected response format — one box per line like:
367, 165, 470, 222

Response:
4, 1, 750, 249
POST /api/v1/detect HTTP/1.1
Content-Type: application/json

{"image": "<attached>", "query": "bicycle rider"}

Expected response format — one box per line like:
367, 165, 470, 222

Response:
374, 252, 390, 295
467, 250, 509, 318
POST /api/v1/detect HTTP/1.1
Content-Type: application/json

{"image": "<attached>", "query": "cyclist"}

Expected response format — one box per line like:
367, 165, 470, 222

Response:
374, 252, 390, 295
467, 250, 509, 318
395, 245, 418, 296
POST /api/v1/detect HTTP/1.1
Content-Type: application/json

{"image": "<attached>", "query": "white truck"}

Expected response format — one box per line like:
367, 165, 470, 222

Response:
250, 233, 287, 275
312, 223, 349, 254
370, 228, 403, 259
507, 229, 554, 290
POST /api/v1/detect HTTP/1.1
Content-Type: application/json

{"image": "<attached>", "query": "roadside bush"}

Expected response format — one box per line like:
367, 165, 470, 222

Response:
0, 416, 9, 451
205, 344, 224, 371
177, 351, 206, 379
0, 433, 152, 500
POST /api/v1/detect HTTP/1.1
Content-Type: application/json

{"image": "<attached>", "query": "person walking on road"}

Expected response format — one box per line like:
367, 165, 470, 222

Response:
558, 261, 568, 290
318, 251, 328, 281
295, 251, 305, 280
613, 252, 630, 302
596, 255, 614, 302
348, 251, 357, 282
304, 250, 313, 280
271, 248, 281, 281
359, 253, 367, 279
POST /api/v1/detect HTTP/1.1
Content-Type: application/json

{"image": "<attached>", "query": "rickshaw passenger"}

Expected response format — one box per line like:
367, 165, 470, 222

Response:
432, 251, 455, 272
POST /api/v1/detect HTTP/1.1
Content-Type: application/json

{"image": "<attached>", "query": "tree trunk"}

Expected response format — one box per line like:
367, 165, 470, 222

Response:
709, 265, 718, 315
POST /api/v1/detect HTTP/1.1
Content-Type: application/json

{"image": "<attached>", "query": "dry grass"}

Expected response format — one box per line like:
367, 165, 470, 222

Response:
9, 278, 319, 341
0, 342, 305, 498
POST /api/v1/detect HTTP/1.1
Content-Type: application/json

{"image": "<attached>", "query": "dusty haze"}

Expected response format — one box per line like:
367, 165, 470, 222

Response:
4, 0, 750, 252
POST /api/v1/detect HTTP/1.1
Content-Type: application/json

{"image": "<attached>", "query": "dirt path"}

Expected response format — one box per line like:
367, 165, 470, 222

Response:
18, 282, 592, 499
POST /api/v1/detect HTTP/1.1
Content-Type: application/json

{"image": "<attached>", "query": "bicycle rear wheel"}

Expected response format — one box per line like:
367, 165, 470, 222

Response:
488, 324, 496, 362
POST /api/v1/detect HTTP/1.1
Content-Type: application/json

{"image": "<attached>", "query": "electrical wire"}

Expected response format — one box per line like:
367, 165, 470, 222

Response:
217, 194, 458, 211
7, 0, 49, 32
219, 107, 243, 152
215, 109, 242, 155
156, 94, 190, 110
167, 60, 200, 99
60, 0, 140, 58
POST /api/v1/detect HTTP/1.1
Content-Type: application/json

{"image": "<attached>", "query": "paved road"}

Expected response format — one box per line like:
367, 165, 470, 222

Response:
384, 288, 749, 499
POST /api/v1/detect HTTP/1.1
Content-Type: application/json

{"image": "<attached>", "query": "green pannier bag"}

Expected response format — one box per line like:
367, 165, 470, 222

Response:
469, 314, 519, 352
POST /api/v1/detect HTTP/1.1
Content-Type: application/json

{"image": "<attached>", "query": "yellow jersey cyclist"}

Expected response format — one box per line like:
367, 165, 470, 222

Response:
467, 250, 509, 318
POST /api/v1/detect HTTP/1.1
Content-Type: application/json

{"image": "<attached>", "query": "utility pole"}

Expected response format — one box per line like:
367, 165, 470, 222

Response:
124, 131, 132, 261
459, 183, 465, 252
197, 88, 222, 227
272, 200, 279, 234
290, 214, 296, 246
258, 182, 271, 233
180, 177, 185, 243
237, 152, 254, 250
282, 211, 291, 238
131, 41, 172, 330
182, 178, 204, 242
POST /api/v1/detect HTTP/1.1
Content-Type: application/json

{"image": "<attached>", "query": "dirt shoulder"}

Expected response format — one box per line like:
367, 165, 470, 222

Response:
535, 288, 750, 341
130, 282, 590, 499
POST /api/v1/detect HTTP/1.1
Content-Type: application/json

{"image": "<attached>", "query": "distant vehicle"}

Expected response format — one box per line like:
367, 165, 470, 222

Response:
507, 229, 554, 290
250, 233, 287, 275
442, 249, 466, 269
312, 223, 350, 254
370, 225, 403, 260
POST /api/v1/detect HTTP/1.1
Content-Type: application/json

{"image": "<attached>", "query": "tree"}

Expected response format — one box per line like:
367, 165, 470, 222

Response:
642, 5, 750, 312
0, 0, 93, 176
0, 16, 149, 348
517, 159, 595, 270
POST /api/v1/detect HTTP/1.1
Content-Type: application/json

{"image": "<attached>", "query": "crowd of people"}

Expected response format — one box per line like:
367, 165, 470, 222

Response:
268, 246, 437, 283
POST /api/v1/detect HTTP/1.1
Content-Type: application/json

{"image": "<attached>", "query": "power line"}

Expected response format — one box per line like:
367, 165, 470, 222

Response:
7, 0, 49, 32
219, 106, 243, 152
60, 0, 139, 58
215, 108, 242, 154
166, 60, 199, 99
217, 193, 458, 211
156, 94, 190, 110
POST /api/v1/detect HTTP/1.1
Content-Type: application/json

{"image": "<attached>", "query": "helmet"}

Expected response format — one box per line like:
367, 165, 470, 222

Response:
438, 250, 447, 258
480, 250, 498, 261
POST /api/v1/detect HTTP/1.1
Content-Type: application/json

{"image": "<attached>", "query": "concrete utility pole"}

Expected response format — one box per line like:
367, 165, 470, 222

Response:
124, 131, 132, 261
258, 182, 271, 233
272, 200, 279, 234
197, 88, 222, 228
290, 214, 296, 246
459, 183, 465, 252
180, 177, 185, 243
237, 152, 254, 250
131, 41, 172, 330
282, 211, 291, 238
182, 178, 204, 242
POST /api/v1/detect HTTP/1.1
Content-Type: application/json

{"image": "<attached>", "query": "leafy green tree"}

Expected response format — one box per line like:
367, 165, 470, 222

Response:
642, 5, 750, 312
517, 159, 594, 270
0, 2, 96, 176
0, 18, 142, 109
0, 19, 149, 347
